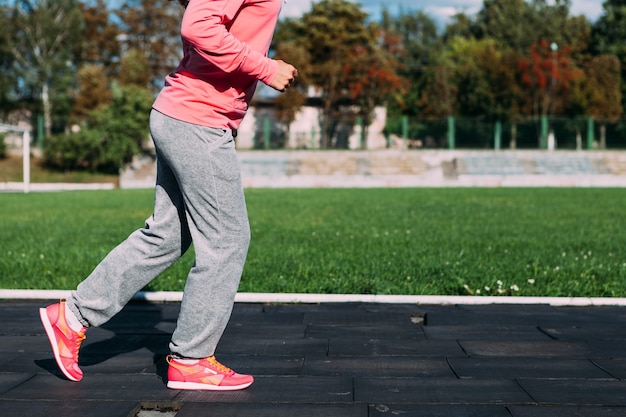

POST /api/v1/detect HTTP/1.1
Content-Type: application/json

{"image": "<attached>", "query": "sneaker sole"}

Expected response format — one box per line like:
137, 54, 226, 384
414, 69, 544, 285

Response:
167, 380, 253, 391
39, 308, 81, 382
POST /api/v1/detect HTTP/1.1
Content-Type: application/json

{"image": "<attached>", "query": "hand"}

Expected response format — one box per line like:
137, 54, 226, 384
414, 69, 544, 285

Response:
269, 60, 298, 92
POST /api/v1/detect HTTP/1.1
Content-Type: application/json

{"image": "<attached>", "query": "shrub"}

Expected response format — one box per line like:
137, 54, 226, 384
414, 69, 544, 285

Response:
44, 85, 152, 173
45, 127, 138, 173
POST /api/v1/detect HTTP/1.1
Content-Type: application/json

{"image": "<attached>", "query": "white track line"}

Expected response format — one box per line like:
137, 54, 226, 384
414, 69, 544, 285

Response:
2, 289, 626, 306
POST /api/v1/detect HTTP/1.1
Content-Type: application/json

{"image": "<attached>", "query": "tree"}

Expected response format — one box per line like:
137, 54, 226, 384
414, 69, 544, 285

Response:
77, 0, 121, 78
115, 0, 182, 90
475, 0, 532, 53
443, 12, 475, 42
346, 28, 405, 148
9, 0, 83, 137
381, 9, 441, 119
118, 47, 151, 87
518, 39, 579, 119
271, 41, 312, 137
294, 0, 376, 148
72, 64, 111, 121
476, 0, 589, 58
417, 59, 456, 118
585, 54, 622, 148
0, 4, 18, 117
45, 84, 152, 172
445, 37, 518, 121
390, 10, 441, 73
591, 0, 626, 110
530, 0, 590, 61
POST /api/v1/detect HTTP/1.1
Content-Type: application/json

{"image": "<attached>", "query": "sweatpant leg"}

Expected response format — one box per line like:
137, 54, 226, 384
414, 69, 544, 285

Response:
67, 114, 192, 327
149, 110, 250, 359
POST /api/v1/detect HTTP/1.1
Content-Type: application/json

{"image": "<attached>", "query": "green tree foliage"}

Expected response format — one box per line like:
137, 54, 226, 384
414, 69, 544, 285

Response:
77, 0, 121, 78
115, 0, 182, 91
381, 9, 441, 119
271, 41, 312, 133
389, 9, 441, 73
417, 60, 456, 118
443, 12, 474, 42
118, 48, 151, 87
445, 37, 518, 121
290, 0, 377, 148
346, 29, 405, 148
0, 4, 18, 117
586, 54, 623, 121
584, 54, 622, 148
0, 0, 624, 156
72, 64, 111, 121
592, 0, 626, 110
476, 0, 588, 56
475, 0, 532, 53
9, 0, 83, 137
45, 85, 152, 172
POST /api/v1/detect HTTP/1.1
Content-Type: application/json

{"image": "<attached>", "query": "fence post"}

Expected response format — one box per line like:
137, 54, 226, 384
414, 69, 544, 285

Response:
494, 120, 502, 150
447, 116, 455, 150
540, 116, 548, 149
401, 116, 409, 149
263, 117, 270, 149
587, 117, 595, 150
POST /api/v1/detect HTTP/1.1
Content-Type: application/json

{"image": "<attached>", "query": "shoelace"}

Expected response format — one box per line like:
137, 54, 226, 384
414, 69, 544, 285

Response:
74, 332, 86, 357
206, 356, 232, 374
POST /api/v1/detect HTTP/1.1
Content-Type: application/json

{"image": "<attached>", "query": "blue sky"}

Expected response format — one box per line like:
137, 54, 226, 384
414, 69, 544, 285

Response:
281, 0, 603, 26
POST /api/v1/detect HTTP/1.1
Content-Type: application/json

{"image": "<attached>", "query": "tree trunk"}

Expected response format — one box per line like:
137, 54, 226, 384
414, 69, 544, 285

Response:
42, 82, 52, 139
320, 101, 332, 149
510, 123, 517, 149
600, 124, 607, 149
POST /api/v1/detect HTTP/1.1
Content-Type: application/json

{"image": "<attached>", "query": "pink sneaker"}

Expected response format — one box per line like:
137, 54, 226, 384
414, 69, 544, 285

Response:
39, 300, 86, 381
167, 355, 254, 391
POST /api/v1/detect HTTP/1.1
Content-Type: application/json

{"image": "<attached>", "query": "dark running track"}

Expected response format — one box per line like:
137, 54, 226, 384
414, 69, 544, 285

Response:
1, 299, 626, 416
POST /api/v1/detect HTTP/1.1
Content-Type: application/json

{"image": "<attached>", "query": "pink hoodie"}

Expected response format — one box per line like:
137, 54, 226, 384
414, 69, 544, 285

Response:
152, 0, 281, 129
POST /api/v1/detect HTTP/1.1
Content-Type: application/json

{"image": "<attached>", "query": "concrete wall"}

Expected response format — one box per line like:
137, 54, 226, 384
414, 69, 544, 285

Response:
119, 149, 626, 189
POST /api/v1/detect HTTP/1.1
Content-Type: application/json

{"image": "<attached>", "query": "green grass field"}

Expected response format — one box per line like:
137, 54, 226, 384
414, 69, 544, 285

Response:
1, 187, 625, 297
0, 156, 118, 184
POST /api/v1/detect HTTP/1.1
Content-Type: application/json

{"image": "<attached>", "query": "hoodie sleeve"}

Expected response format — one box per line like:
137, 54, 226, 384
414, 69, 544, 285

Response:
180, 0, 278, 85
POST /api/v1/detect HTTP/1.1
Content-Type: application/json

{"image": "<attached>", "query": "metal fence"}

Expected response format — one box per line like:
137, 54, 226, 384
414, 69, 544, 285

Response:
243, 116, 626, 150
384, 116, 626, 151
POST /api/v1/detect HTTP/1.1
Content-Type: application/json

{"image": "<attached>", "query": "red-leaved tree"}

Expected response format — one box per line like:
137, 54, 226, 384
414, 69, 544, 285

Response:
344, 28, 405, 149
518, 39, 578, 118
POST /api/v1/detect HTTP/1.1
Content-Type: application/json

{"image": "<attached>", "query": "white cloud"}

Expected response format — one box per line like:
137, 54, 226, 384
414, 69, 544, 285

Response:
570, 0, 603, 21
422, 4, 482, 26
281, 0, 315, 19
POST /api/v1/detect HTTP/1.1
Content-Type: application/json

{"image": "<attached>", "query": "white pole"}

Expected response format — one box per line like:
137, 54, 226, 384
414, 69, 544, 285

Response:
22, 130, 30, 193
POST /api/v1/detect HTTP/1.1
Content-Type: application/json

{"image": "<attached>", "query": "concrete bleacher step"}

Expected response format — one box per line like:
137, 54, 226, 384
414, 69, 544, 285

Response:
532, 154, 599, 175
296, 153, 360, 176
604, 154, 626, 175
458, 154, 526, 175
368, 152, 428, 176
458, 152, 617, 176
118, 150, 626, 189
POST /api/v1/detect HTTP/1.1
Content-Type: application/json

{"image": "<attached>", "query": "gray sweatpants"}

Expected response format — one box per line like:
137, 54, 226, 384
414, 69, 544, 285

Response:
68, 109, 251, 359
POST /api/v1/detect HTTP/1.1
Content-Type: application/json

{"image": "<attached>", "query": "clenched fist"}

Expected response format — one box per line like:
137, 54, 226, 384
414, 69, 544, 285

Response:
269, 59, 298, 92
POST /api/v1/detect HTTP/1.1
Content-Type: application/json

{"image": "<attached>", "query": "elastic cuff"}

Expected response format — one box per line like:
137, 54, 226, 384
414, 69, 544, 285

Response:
67, 297, 91, 328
